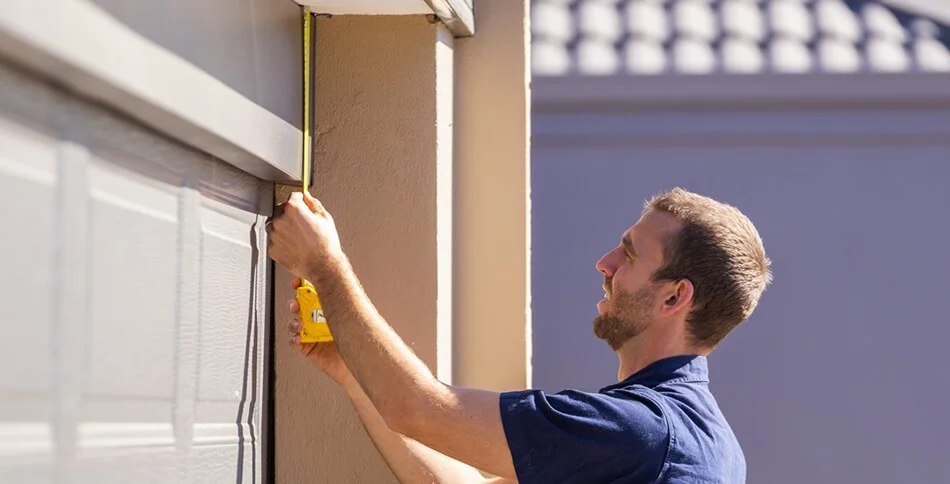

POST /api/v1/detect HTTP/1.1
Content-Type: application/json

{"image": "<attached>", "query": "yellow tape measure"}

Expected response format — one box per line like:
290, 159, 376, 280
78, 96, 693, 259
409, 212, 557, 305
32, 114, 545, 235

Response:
297, 7, 333, 344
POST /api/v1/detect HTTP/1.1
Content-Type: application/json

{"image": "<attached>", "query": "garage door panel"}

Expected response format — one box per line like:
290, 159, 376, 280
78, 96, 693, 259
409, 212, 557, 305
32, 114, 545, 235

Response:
88, 159, 179, 400
0, 107, 58, 482
198, 201, 259, 406
0, 116, 56, 395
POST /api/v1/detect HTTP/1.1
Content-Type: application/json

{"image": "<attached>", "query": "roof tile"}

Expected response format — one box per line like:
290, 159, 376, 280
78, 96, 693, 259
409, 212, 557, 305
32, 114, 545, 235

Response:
722, 37, 767, 72
770, 37, 814, 72
533, 39, 572, 75
673, 0, 719, 41
866, 37, 911, 70
770, 0, 815, 41
579, 0, 625, 42
532, 1, 575, 43
672, 37, 718, 72
624, 39, 669, 73
625, 0, 671, 42
722, 0, 767, 42
577, 38, 623, 74
816, 0, 863, 42
818, 37, 863, 71
914, 37, 950, 71
863, 3, 908, 42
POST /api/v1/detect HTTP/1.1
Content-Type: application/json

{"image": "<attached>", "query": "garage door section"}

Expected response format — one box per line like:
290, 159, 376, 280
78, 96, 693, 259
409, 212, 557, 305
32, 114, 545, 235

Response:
0, 61, 271, 482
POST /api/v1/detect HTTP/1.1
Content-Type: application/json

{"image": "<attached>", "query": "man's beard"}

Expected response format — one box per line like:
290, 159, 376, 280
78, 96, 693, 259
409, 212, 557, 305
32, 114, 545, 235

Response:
593, 282, 657, 351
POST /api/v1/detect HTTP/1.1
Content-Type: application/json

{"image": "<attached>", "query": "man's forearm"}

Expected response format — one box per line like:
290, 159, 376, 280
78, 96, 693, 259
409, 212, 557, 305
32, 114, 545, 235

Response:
341, 376, 488, 484
314, 255, 438, 423
310, 254, 516, 479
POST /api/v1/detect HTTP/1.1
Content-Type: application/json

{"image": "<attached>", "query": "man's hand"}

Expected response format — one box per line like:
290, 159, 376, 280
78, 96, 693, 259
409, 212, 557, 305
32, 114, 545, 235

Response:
286, 277, 354, 386
266, 191, 343, 280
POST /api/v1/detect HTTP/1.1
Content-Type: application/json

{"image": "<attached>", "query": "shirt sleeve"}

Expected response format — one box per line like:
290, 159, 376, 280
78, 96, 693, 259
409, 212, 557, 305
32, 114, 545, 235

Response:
499, 388, 669, 483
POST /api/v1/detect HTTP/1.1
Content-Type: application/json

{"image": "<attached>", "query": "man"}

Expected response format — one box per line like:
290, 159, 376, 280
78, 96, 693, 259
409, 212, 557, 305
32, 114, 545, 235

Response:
267, 187, 772, 483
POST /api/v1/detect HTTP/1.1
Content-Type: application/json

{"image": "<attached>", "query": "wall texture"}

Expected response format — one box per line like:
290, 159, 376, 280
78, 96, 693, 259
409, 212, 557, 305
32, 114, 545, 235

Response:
454, 0, 532, 391
531, 104, 950, 483
274, 16, 454, 483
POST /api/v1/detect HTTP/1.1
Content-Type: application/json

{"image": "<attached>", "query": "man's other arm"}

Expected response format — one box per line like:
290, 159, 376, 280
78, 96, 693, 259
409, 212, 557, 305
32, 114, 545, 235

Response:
342, 373, 513, 483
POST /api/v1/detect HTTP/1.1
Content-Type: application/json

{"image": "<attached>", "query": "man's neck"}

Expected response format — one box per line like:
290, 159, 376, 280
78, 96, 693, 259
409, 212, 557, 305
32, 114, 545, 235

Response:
614, 331, 704, 382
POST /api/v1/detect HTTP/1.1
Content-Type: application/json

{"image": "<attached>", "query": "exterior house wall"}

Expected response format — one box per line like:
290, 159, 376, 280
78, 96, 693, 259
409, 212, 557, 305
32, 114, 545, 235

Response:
275, 0, 532, 480
531, 82, 950, 483
274, 16, 454, 484
454, 0, 533, 391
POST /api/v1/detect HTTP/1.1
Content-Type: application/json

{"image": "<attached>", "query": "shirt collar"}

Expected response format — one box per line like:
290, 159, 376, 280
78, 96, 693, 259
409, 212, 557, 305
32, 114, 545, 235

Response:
599, 354, 709, 392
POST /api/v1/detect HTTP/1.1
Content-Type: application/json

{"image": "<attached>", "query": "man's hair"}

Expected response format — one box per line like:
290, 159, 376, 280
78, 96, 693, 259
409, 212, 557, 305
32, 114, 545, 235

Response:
646, 187, 772, 348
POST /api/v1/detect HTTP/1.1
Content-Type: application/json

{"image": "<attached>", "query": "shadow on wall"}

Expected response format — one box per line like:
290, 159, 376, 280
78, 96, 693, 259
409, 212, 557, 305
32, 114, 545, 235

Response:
531, 135, 950, 483
87, 0, 301, 127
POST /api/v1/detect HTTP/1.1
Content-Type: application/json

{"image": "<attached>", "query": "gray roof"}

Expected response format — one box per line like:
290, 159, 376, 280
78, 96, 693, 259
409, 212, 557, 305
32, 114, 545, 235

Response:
531, 0, 950, 75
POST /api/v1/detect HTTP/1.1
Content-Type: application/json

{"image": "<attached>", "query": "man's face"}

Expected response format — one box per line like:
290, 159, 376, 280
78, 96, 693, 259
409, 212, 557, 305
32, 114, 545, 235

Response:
593, 209, 679, 350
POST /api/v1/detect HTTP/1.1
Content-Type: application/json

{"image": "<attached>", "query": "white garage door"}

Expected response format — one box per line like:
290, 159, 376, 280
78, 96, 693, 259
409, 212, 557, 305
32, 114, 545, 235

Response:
0, 60, 271, 482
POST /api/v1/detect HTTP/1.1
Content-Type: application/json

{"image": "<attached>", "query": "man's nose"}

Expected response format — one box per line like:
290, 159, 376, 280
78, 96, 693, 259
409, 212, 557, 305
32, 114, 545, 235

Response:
596, 247, 620, 277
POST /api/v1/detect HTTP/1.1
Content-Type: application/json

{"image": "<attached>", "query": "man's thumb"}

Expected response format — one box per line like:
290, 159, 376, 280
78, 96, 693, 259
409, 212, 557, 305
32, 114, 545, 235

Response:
301, 190, 325, 215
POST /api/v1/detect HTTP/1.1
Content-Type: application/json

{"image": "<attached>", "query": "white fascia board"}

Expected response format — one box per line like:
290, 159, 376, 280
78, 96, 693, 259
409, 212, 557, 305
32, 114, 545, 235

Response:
533, 74, 950, 112
298, 0, 433, 15
0, 0, 300, 183
295, 0, 474, 36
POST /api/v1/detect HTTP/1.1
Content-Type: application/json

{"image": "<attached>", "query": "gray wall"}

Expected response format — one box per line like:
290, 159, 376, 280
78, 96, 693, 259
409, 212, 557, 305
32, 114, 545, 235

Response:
532, 106, 950, 483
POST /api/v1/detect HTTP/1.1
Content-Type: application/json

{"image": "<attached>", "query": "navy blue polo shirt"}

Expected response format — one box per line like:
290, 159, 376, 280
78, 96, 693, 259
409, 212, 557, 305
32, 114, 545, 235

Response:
499, 355, 745, 483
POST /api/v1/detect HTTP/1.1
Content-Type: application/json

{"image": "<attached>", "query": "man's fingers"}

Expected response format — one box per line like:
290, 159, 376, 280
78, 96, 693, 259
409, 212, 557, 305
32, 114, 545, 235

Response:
288, 298, 299, 313
288, 318, 302, 333
291, 277, 302, 289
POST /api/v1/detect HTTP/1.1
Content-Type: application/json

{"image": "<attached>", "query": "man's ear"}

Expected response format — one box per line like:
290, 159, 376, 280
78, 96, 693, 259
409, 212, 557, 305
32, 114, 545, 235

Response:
661, 279, 694, 316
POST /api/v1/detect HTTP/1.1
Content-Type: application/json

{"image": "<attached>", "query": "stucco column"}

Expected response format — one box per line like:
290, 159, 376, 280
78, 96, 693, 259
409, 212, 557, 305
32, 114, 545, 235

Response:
274, 16, 454, 483
454, 0, 532, 391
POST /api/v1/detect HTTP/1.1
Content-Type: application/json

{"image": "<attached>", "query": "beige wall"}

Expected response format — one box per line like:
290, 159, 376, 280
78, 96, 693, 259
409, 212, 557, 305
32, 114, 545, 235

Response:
275, 1, 531, 480
454, 0, 532, 391
274, 16, 453, 483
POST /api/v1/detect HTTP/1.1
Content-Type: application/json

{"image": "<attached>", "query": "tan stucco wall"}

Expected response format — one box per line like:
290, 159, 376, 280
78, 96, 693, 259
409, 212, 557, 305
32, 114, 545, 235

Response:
274, 16, 453, 483
454, 0, 532, 391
